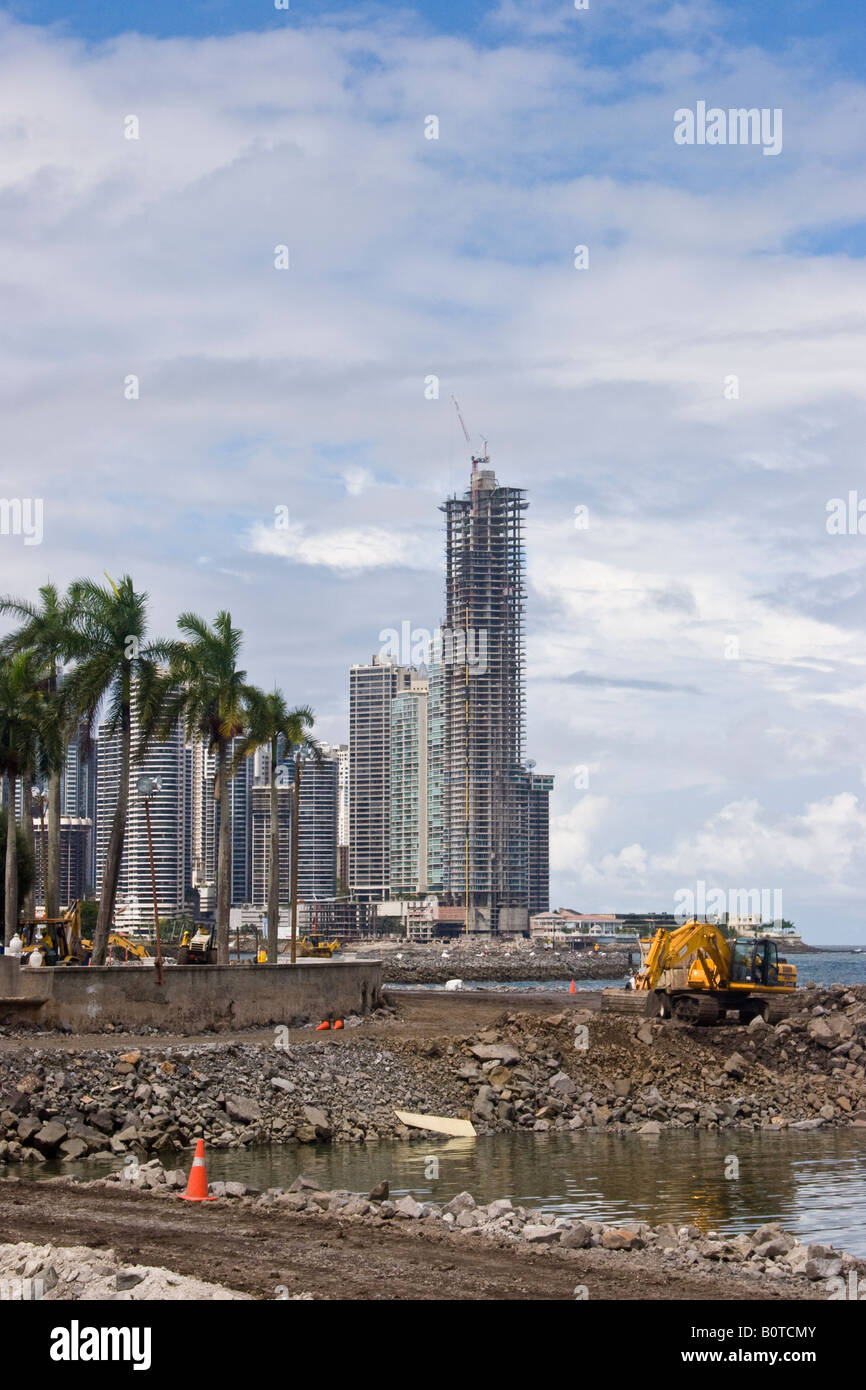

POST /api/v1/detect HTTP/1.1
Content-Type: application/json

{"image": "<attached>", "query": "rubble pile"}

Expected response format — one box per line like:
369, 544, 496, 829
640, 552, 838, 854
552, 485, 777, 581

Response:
0, 985, 863, 1167
0, 1239, 249, 1299
433, 983, 866, 1135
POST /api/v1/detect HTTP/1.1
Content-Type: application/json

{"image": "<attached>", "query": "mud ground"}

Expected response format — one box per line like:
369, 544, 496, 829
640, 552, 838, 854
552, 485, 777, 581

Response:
0, 1180, 817, 1301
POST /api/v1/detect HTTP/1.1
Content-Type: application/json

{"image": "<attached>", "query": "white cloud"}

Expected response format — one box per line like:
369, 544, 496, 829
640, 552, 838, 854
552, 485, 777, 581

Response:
0, 12, 864, 938
245, 518, 436, 572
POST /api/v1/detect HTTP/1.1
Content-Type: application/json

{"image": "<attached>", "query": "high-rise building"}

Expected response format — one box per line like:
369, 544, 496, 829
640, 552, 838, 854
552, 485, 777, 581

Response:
183, 742, 193, 905
390, 674, 429, 896
188, 736, 252, 911
230, 747, 253, 906
32, 818, 92, 908
349, 657, 412, 900
295, 752, 338, 900
522, 768, 553, 916
189, 739, 217, 914
251, 750, 338, 905
439, 462, 552, 932
251, 784, 291, 907
95, 701, 186, 931
61, 724, 97, 897
426, 662, 445, 892
333, 742, 350, 891
334, 744, 350, 849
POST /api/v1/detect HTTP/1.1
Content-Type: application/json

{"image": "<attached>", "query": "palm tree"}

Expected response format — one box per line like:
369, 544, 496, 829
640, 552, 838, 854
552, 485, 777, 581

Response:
0, 807, 35, 931
0, 583, 79, 921
160, 612, 246, 964
0, 652, 55, 944
60, 575, 165, 965
234, 690, 315, 963
285, 718, 321, 965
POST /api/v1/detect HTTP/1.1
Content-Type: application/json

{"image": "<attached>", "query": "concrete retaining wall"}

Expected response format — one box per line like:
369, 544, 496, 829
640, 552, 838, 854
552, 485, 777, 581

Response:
0, 955, 383, 1033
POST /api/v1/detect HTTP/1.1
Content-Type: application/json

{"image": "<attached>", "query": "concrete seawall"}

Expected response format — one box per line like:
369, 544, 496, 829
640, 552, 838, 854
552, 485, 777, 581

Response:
0, 955, 383, 1033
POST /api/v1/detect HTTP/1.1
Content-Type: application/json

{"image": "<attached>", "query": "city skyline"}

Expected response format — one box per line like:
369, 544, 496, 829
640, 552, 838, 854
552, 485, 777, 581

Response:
2, 4, 865, 941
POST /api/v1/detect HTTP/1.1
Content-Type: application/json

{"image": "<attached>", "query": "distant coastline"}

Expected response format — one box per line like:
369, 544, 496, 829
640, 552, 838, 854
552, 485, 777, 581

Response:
782, 943, 864, 955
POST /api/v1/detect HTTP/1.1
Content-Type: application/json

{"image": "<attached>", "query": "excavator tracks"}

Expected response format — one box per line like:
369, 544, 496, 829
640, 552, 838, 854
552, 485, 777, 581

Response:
671, 993, 721, 1025
600, 988, 650, 1016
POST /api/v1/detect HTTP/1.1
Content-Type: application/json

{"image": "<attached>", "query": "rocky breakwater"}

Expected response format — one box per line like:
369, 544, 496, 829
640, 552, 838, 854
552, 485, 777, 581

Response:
0, 1032, 468, 1165
383, 941, 629, 985
420, 981, 866, 1135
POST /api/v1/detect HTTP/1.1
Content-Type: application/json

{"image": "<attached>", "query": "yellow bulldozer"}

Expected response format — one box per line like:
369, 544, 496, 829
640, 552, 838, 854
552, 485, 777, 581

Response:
601, 920, 797, 1025
296, 936, 339, 959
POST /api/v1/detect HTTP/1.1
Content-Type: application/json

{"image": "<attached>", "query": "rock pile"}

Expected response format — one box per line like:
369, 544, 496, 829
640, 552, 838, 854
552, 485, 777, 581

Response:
0, 984, 862, 1164
0, 1239, 250, 1299
434, 984, 866, 1135
0, 1037, 467, 1163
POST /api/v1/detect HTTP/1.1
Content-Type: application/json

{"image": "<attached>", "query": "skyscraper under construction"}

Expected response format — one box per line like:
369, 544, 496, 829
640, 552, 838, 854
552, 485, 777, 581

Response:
439, 459, 552, 932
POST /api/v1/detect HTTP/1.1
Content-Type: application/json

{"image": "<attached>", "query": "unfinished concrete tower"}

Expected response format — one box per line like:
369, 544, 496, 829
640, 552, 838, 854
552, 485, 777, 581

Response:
439, 461, 530, 933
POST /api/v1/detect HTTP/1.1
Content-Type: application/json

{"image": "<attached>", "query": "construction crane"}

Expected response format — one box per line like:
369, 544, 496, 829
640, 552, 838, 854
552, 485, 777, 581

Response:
451, 394, 471, 447
451, 395, 488, 470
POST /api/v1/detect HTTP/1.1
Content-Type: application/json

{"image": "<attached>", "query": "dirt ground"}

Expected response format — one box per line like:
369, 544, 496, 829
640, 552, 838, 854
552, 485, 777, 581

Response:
0, 1180, 816, 1301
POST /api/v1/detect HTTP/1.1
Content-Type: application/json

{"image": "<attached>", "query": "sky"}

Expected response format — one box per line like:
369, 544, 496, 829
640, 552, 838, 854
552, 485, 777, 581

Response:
1, 0, 865, 941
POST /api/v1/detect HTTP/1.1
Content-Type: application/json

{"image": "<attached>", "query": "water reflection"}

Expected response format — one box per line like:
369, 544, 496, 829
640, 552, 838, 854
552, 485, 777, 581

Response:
24, 1127, 866, 1255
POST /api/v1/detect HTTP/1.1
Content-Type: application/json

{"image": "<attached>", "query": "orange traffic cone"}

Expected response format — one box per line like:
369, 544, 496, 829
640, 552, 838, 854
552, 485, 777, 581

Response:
315, 1020, 331, 1031
181, 1139, 217, 1202
569, 979, 576, 994
333, 1019, 344, 1030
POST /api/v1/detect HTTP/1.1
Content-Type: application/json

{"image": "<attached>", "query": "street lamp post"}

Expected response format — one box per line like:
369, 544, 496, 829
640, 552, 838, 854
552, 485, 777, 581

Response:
137, 776, 165, 986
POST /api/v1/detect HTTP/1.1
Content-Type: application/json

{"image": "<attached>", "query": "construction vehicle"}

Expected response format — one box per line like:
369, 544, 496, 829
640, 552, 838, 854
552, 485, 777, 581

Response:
177, 924, 217, 964
103, 933, 153, 963
19, 903, 153, 965
297, 936, 339, 959
20, 903, 87, 966
601, 920, 797, 1025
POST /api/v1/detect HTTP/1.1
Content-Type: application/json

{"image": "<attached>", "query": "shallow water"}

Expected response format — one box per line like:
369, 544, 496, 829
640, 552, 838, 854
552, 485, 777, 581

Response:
23, 1126, 866, 1256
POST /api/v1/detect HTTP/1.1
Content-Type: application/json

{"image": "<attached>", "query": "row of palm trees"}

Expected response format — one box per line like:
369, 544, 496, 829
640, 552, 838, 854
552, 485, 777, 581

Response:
0, 576, 316, 966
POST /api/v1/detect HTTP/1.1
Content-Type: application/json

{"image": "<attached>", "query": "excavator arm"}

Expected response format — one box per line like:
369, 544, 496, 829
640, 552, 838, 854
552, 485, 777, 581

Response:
636, 921, 731, 991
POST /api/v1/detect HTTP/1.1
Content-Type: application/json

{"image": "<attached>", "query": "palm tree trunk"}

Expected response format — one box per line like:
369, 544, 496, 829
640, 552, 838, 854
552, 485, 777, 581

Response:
290, 756, 301, 965
92, 704, 131, 965
5, 780, 19, 945
268, 736, 279, 963
19, 772, 35, 921
216, 744, 231, 964
45, 768, 61, 920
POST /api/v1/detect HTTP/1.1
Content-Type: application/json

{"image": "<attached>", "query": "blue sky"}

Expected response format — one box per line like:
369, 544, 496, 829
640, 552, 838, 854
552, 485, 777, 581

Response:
9, 0, 866, 63
1, 1, 865, 939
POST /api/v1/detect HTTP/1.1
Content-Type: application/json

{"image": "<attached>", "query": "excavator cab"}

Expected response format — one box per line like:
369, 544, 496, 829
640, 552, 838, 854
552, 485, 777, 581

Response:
730, 937, 779, 987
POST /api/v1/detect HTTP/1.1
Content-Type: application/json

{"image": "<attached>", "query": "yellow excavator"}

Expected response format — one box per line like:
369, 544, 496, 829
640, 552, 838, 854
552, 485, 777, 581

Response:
601, 920, 797, 1025
19, 902, 153, 966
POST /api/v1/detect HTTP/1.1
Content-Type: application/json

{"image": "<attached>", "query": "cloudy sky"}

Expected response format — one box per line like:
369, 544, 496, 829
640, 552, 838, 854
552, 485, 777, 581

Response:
1, 1, 865, 941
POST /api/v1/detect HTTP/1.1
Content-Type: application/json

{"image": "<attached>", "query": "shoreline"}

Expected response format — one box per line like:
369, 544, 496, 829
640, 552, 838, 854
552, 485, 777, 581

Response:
0, 1175, 856, 1301
1, 982, 864, 1301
